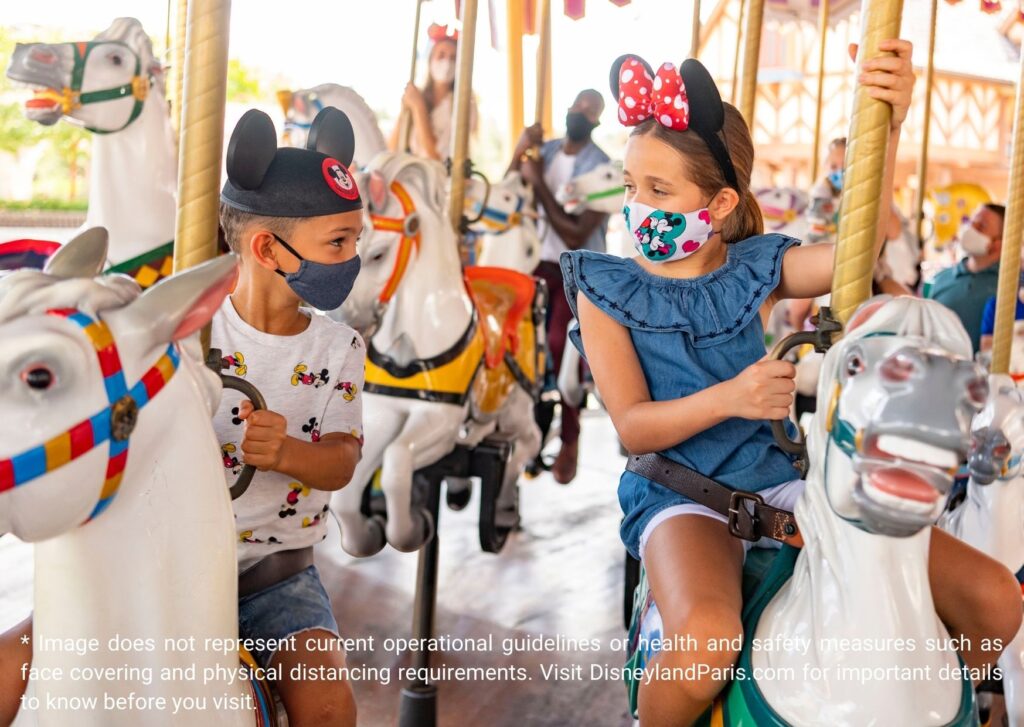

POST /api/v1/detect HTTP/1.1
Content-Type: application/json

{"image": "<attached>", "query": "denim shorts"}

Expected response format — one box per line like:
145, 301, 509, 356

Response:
618, 470, 805, 561
237, 564, 340, 669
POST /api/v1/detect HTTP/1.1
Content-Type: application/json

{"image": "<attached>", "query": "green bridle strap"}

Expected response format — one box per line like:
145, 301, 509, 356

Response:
70, 41, 149, 134
584, 186, 625, 203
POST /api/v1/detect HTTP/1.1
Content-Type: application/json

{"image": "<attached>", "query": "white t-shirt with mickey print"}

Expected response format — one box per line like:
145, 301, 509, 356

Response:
211, 297, 364, 570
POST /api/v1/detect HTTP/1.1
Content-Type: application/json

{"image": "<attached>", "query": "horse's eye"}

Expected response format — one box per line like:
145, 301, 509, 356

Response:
845, 353, 865, 378
110, 54, 123, 66
21, 364, 55, 390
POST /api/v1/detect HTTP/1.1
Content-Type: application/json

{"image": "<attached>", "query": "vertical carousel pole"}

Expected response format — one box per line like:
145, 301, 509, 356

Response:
399, 0, 427, 152
535, 0, 553, 133
738, 0, 765, 129
169, 0, 189, 145
829, 0, 905, 327
810, 0, 831, 181
913, 0, 938, 249
446, 0, 480, 235
507, 0, 526, 154
990, 49, 1024, 374
172, 0, 232, 351
690, 0, 702, 58
730, 0, 746, 105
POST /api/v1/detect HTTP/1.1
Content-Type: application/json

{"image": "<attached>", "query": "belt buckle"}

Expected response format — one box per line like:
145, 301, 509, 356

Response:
727, 491, 764, 542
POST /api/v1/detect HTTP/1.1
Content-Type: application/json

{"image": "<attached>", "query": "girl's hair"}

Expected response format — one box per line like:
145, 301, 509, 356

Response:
631, 103, 763, 243
421, 39, 457, 115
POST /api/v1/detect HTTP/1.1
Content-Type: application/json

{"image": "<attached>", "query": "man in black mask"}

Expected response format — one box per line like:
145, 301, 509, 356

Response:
509, 88, 609, 485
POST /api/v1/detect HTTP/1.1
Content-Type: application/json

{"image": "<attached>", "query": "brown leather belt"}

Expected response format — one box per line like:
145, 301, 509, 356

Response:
238, 546, 315, 599
626, 453, 803, 548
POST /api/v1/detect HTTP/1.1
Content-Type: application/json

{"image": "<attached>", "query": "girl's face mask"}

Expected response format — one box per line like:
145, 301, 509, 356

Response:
827, 169, 844, 191
430, 58, 456, 84
624, 200, 715, 263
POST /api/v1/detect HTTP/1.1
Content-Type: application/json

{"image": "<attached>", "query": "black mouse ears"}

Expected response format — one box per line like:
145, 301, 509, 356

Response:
608, 53, 654, 101
225, 107, 357, 191
306, 106, 355, 168
226, 109, 277, 191
679, 58, 725, 136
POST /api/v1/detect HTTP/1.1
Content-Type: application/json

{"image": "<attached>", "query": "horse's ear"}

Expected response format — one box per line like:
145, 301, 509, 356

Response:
368, 171, 388, 212
105, 255, 239, 349
847, 295, 893, 333
44, 227, 109, 279
226, 110, 277, 191
307, 107, 356, 168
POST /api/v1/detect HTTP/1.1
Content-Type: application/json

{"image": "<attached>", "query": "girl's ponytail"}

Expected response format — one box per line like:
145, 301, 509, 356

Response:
724, 189, 764, 243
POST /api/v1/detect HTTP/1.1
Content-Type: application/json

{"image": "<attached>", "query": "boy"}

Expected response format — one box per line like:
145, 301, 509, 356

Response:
214, 107, 365, 726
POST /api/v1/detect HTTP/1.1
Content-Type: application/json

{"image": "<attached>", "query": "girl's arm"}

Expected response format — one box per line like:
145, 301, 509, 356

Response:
773, 39, 914, 302
577, 294, 796, 454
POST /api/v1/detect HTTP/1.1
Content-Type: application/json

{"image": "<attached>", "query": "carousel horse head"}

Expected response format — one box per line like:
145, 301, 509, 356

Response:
811, 296, 987, 537
966, 374, 1024, 486
0, 228, 236, 542
6, 17, 164, 133
464, 171, 532, 235
336, 151, 450, 336
755, 186, 809, 234
278, 84, 388, 169
556, 160, 624, 215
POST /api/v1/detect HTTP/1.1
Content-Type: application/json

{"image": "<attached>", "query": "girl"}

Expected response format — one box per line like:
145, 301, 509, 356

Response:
389, 23, 478, 161
562, 42, 1022, 726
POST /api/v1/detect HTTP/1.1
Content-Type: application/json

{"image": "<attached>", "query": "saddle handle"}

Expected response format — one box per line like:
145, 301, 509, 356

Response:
767, 306, 843, 479
206, 348, 268, 500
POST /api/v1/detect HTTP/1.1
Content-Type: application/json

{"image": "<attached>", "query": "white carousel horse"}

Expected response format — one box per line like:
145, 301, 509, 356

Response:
629, 296, 986, 725
756, 186, 810, 240
279, 83, 387, 168
0, 230, 268, 726
464, 171, 541, 274
329, 152, 542, 555
556, 160, 624, 216
6, 19, 176, 275
941, 375, 1024, 725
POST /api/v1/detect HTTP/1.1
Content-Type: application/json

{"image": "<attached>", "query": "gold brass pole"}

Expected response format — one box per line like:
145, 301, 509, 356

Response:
990, 50, 1024, 374
829, 0, 905, 327
169, 0, 188, 145
535, 0, 552, 131
173, 0, 232, 348
690, 0, 702, 59
507, 0, 526, 153
738, 0, 765, 129
810, 0, 830, 181
398, 0, 426, 152
447, 0, 480, 234
913, 0, 938, 250
730, 0, 746, 106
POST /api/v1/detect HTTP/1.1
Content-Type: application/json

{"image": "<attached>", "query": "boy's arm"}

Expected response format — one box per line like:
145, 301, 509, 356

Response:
235, 402, 361, 492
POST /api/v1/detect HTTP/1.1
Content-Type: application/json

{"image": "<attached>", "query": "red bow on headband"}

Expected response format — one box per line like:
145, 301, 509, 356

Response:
617, 60, 690, 131
428, 23, 459, 42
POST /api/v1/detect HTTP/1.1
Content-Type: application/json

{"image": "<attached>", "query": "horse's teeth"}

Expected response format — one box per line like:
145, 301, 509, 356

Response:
875, 435, 958, 469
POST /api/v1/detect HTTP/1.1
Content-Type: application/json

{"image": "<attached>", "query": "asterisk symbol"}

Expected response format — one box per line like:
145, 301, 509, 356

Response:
20, 635, 29, 644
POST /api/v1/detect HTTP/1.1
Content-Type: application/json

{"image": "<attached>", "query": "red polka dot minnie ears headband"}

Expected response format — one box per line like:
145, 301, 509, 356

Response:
610, 55, 740, 192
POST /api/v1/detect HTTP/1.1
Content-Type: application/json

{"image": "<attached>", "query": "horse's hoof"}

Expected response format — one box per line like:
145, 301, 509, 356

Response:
445, 478, 472, 511
339, 515, 387, 557
387, 508, 434, 552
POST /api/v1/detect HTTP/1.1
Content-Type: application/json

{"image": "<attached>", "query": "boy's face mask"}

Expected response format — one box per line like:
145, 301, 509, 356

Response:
827, 169, 843, 192
624, 200, 716, 263
272, 234, 361, 311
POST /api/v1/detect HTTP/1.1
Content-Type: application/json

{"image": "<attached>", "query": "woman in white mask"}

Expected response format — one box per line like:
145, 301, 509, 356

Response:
388, 23, 478, 161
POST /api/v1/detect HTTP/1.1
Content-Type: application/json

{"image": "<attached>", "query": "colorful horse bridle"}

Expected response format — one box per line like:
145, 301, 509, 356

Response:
469, 195, 524, 235
0, 309, 178, 523
32, 41, 151, 134
370, 181, 421, 305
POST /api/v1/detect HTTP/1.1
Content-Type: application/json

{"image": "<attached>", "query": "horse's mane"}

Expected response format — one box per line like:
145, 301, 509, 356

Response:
0, 271, 139, 324
369, 152, 449, 212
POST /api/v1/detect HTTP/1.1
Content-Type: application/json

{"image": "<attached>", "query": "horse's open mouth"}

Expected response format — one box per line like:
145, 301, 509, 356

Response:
10, 80, 64, 124
856, 433, 959, 513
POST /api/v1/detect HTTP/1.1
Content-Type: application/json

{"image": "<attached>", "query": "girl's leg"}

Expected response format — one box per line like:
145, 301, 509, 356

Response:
0, 616, 32, 724
271, 628, 356, 727
640, 515, 745, 727
928, 526, 1023, 672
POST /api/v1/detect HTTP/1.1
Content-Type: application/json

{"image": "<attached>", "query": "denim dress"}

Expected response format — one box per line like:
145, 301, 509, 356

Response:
560, 233, 801, 559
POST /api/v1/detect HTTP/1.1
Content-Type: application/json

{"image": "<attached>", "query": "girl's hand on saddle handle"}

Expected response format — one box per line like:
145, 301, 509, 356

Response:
237, 399, 288, 471
849, 39, 915, 131
724, 359, 797, 421
401, 83, 427, 117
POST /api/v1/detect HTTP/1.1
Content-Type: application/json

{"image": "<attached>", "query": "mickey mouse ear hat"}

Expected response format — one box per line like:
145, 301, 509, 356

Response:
221, 106, 362, 217
609, 54, 739, 191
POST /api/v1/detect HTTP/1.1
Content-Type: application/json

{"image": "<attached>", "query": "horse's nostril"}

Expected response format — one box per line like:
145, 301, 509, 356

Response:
879, 353, 916, 383
967, 378, 989, 407
30, 48, 56, 64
